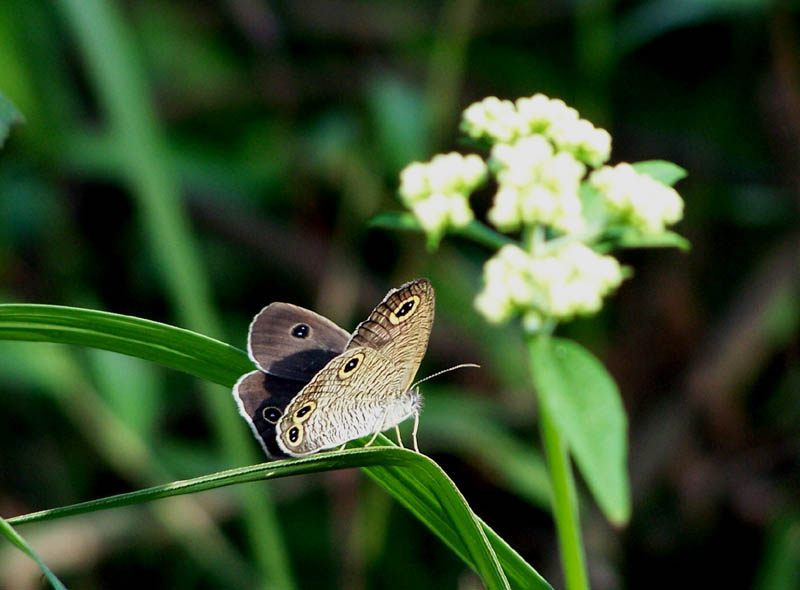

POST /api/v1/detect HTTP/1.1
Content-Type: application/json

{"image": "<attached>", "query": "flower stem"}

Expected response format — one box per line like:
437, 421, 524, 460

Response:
525, 224, 546, 255
530, 338, 590, 590
455, 219, 517, 250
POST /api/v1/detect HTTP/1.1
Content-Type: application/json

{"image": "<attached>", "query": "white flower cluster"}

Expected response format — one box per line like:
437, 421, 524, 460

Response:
590, 163, 684, 234
461, 94, 611, 167
474, 242, 624, 330
399, 152, 487, 238
461, 97, 520, 144
390, 93, 685, 330
487, 136, 586, 234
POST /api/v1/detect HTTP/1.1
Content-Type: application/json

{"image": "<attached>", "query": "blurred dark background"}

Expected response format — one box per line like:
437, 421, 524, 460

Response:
0, 1, 798, 589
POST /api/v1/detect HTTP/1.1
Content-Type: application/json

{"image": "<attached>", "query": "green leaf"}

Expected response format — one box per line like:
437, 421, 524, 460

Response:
370, 211, 515, 251
0, 304, 252, 387
0, 91, 25, 147
0, 516, 67, 590
598, 227, 691, 252
753, 512, 800, 590
0, 304, 551, 590
583, 161, 689, 253
616, 229, 690, 251
7, 446, 552, 589
578, 180, 609, 228
529, 336, 630, 525
370, 210, 422, 232
631, 160, 687, 186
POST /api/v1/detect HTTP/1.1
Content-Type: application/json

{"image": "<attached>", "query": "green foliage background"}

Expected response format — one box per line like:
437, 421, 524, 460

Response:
0, 1, 798, 588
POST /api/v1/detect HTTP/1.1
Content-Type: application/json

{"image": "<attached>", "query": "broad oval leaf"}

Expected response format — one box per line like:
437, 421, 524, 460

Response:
529, 336, 631, 525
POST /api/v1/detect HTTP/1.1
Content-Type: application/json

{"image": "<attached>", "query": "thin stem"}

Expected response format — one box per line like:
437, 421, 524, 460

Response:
530, 337, 590, 590
540, 317, 558, 336
370, 213, 516, 252
527, 225, 546, 254
454, 219, 517, 250
540, 408, 590, 589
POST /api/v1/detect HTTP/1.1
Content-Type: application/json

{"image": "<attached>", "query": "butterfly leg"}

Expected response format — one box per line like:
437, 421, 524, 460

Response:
364, 429, 382, 447
411, 409, 420, 453
394, 424, 404, 448
338, 442, 347, 452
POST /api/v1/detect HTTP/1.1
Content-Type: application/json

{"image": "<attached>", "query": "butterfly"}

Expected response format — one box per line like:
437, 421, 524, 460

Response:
233, 278, 433, 458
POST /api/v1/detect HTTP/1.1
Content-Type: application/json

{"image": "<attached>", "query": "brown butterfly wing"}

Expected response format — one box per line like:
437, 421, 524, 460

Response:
233, 370, 305, 458
346, 278, 434, 392
248, 302, 349, 381
275, 347, 407, 456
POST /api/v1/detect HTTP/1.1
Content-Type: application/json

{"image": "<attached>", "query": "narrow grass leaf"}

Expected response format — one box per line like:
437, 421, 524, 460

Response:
0, 304, 551, 589
8, 447, 550, 589
753, 512, 800, 590
0, 91, 24, 147
0, 516, 67, 590
0, 304, 251, 386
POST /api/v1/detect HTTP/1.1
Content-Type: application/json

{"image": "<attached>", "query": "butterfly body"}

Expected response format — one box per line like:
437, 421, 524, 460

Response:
234, 279, 433, 458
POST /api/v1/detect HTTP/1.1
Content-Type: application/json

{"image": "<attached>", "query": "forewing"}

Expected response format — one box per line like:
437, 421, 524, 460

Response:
347, 278, 434, 391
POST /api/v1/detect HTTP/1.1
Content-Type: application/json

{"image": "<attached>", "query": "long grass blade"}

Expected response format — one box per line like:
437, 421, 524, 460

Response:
0, 303, 551, 589
0, 516, 67, 590
8, 448, 551, 589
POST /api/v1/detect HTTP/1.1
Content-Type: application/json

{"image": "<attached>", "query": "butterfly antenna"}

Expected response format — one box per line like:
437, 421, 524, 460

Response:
411, 363, 480, 390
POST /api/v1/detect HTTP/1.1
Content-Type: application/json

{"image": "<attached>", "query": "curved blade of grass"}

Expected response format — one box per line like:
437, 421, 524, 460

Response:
0, 304, 551, 589
1, 516, 67, 590
8, 447, 551, 589
0, 90, 25, 148
0, 304, 252, 387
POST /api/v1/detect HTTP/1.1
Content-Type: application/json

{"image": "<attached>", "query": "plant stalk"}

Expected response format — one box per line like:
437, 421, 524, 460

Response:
531, 338, 590, 590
